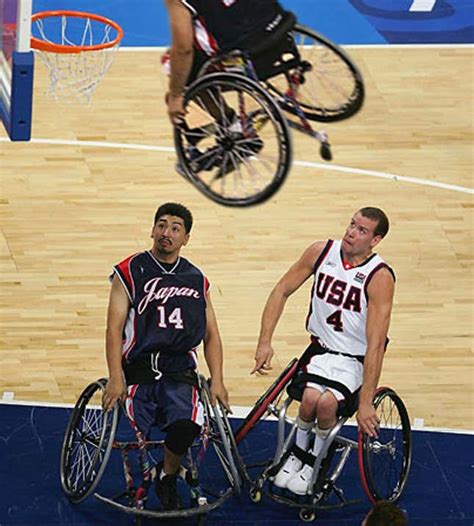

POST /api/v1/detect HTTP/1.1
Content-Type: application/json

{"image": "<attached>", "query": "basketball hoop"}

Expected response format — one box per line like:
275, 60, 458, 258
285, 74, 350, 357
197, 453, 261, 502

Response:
31, 11, 124, 104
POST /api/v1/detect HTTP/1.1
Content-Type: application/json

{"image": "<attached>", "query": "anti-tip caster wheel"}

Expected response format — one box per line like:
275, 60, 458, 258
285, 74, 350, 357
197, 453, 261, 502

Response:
320, 142, 332, 161
299, 508, 316, 522
249, 487, 262, 503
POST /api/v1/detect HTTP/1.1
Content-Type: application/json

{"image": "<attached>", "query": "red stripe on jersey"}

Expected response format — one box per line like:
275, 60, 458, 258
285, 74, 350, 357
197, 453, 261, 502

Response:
116, 253, 139, 300
122, 309, 137, 360
194, 17, 219, 55
363, 262, 394, 302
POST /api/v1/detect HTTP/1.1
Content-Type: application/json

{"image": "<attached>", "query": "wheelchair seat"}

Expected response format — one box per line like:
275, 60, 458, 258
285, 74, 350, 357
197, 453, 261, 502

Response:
244, 10, 300, 81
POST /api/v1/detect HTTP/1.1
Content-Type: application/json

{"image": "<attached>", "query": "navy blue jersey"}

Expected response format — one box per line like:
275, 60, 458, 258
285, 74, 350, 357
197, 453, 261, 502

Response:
112, 251, 209, 373
182, 0, 281, 52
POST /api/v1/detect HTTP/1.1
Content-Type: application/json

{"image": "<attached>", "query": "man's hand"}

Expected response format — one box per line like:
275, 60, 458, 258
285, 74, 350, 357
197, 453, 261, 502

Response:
166, 92, 185, 125
102, 376, 127, 412
356, 401, 379, 438
251, 342, 274, 375
210, 380, 231, 413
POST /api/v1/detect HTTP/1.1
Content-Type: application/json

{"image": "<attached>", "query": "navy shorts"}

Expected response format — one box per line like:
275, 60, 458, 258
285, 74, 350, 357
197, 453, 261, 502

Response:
124, 376, 205, 438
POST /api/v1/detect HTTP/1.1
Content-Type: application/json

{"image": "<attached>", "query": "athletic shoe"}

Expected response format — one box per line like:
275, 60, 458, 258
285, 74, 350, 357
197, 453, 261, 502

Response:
273, 453, 303, 489
155, 473, 182, 511
286, 464, 314, 495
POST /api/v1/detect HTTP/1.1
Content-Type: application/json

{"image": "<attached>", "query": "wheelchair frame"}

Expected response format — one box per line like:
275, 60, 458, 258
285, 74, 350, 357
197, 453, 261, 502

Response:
60, 375, 242, 522
174, 16, 365, 207
60, 359, 411, 523
234, 359, 412, 523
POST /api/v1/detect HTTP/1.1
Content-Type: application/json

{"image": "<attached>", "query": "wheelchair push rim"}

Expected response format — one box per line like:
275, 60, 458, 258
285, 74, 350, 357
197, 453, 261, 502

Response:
265, 24, 365, 122
358, 386, 412, 504
174, 72, 292, 207
60, 378, 118, 502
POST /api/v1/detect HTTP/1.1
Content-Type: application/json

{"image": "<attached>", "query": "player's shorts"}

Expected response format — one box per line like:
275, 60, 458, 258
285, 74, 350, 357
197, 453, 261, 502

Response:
287, 338, 364, 417
124, 374, 205, 437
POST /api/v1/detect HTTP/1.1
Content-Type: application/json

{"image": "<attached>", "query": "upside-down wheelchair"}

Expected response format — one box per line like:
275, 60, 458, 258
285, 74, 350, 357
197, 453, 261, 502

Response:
60, 374, 241, 523
234, 358, 412, 522
60, 358, 411, 523
174, 11, 365, 206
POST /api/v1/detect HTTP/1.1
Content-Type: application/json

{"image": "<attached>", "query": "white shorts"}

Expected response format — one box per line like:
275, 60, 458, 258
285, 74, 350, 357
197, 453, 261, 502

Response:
305, 352, 364, 401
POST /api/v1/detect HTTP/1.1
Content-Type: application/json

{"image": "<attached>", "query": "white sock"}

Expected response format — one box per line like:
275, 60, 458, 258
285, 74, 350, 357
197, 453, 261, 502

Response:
312, 426, 331, 457
295, 416, 313, 451
159, 468, 167, 480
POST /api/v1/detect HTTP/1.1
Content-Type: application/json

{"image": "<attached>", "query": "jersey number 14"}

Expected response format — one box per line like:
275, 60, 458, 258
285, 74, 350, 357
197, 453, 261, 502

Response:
157, 306, 184, 329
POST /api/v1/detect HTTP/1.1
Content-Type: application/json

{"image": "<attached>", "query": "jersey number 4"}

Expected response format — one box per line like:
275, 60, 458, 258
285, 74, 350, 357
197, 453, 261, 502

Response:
157, 306, 184, 329
326, 310, 343, 332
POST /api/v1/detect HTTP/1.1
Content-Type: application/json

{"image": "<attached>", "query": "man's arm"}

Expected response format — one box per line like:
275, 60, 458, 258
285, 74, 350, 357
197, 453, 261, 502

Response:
203, 292, 230, 411
165, 0, 194, 123
251, 241, 326, 375
102, 274, 130, 412
356, 267, 395, 437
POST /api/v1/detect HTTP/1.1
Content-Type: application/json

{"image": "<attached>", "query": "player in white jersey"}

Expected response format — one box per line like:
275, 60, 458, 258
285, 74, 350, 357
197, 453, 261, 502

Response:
251, 207, 395, 495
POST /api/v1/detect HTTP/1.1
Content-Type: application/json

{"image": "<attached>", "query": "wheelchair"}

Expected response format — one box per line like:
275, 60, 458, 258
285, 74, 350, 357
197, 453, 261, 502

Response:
174, 11, 365, 207
60, 374, 242, 523
234, 358, 412, 522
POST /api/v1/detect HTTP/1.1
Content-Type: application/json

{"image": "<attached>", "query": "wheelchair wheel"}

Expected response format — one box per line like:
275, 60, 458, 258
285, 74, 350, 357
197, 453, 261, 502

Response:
358, 387, 412, 504
266, 24, 364, 122
234, 358, 298, 444
175, 72, 292, 207
60, 378, 119, 503
200, 377, 242, 494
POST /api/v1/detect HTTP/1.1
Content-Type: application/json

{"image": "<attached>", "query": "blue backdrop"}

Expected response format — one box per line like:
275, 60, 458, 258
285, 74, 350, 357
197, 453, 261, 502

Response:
32, 0, 474, 46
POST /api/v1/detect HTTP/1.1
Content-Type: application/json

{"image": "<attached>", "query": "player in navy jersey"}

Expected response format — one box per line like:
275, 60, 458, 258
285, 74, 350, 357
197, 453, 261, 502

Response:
102, 202, 229, 510
164, 0, 286, 124
251, 207, 395, 495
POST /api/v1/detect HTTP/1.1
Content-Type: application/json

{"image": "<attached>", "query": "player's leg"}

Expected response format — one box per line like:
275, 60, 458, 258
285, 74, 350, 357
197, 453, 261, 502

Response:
273, 386, 322, 489
286, 389, 339, 495
156, 376, 204, 510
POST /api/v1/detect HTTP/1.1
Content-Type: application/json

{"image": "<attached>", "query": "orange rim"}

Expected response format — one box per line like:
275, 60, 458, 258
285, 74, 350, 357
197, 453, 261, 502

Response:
30, 11, 123, 54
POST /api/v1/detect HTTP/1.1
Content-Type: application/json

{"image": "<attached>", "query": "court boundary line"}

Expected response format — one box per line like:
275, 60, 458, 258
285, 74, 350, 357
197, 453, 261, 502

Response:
116, 44, 474, 51
1, 399, 472, 435
1, 136, 472, 194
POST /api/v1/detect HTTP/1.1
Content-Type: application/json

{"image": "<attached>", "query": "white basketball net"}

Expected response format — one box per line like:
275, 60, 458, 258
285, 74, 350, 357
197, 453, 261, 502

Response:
33, 15, 121, 104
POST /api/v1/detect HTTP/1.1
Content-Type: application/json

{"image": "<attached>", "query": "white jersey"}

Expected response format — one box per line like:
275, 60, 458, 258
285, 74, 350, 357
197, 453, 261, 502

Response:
306, 239, 393, 358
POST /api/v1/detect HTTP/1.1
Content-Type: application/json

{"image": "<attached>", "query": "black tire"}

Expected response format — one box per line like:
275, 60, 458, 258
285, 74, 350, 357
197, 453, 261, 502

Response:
234, 358, 298, 445
358, 387, 412, 504
200, 377, 242, 494
265, 24, 365, 122
175, 72, 292, 207
60, 378, 118, 503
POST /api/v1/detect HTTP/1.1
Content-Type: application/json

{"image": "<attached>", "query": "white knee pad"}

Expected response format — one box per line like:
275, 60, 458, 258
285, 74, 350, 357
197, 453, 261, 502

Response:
296, 415, 314, 431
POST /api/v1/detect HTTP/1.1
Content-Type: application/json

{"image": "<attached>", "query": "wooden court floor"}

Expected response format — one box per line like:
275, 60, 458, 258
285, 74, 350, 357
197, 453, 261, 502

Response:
1, 47, 472, 430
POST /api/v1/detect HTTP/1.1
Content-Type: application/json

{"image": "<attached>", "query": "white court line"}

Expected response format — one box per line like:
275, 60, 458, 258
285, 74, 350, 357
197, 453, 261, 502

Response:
2, 136, 472, 195
0, 398, 472, 435
410, 0, 437, 11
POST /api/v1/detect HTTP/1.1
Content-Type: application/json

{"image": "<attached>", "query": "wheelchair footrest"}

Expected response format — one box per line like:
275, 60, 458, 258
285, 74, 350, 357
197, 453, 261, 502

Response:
94, 488, 233, 518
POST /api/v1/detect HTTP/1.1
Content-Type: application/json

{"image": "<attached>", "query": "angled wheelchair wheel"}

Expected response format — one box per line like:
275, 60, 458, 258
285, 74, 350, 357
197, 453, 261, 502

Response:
199, 377, 243, 494
175, 72, 292, 207
60, 378, 119, 503
234, 358, 299, 444
266, 24, 364, 122
358, 387, 412, 504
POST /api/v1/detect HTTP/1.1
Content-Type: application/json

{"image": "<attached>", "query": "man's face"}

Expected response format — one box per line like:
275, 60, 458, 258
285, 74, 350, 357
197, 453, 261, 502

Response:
341, 212, 382, 257
151, 214, 189, 256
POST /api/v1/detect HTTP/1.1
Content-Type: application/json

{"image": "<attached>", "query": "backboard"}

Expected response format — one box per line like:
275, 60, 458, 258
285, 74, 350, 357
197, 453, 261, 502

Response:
1, 0, 33, 141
